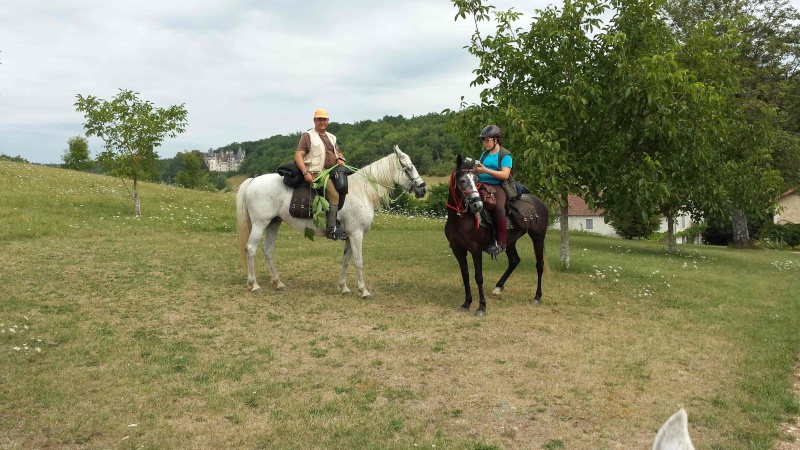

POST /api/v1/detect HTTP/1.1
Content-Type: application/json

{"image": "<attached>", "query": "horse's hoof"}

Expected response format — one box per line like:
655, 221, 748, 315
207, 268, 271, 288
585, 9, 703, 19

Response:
361, 294, 372, 300
531, 298, 541, 305
492, 287, 503, 297
273, 282, 286, 291
475, 309, 486, 317
459, 306, 470, 313
250, 284, 261, 292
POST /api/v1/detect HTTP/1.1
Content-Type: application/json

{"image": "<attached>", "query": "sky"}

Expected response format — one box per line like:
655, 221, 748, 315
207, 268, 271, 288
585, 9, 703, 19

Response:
3, 1, 799, 165
1, 0, 544, 165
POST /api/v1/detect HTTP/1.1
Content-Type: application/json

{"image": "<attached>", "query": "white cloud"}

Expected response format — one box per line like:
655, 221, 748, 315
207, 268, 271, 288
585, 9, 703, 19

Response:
6, 0, 790, 164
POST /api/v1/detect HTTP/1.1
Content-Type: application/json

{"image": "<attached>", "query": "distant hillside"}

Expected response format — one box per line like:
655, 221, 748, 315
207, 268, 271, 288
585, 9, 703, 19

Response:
214, 113, 462, 177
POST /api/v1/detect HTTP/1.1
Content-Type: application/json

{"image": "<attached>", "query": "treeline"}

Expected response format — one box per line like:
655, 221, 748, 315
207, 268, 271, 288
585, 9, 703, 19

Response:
218, 113, 465, 178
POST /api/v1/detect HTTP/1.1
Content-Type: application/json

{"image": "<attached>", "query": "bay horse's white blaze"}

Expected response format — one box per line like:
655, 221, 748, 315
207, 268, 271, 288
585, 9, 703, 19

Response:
236, 146, 426, 298
653, 408, 695, 450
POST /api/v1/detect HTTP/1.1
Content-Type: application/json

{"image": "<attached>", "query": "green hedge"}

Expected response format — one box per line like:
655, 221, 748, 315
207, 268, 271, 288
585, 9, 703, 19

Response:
757, 223, 800, 249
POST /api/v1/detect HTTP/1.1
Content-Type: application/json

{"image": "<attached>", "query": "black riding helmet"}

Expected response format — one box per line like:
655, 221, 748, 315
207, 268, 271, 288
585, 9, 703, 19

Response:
479, 125, 501, 139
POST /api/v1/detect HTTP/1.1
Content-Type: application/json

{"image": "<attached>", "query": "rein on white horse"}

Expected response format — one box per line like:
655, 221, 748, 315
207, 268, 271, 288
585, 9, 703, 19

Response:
312, 157, 416, 204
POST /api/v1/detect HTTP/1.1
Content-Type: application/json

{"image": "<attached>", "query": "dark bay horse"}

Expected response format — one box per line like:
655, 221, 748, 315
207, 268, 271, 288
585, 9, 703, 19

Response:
444, 156, 549, 316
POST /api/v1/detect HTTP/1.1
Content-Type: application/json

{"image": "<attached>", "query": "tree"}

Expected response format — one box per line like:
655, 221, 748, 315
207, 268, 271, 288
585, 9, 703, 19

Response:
174, 151, 212, 191
62, 136, 93, 171
75, 89, 188, 217
665, 0, 799, 245
607, 206, 663, 240
598, 0, 724, 253
450, 0, 611, 269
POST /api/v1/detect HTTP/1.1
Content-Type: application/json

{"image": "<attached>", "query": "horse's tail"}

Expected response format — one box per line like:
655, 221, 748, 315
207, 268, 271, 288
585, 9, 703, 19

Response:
236, 178, 254, 274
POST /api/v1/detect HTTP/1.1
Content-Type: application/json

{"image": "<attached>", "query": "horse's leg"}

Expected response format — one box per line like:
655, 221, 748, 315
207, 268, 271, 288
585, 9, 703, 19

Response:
452, 246, 473, 311
532, 232, 545, 304
492, 243, 521, 297
245, 223, 266, 292
263, 219, 286, 291
471, 250, 487, 316
338, 239, 353, 295
348, 230, 371, 299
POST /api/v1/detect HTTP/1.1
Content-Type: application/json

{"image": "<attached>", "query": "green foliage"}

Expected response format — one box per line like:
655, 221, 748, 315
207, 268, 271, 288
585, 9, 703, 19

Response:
232, 114, 461, 177
381, 183, 449, 218
0, 153, 29, 163
62, 136, 93, 171
174, 151, 213, 191
207, 171, 230, 191
606, 208, 663, 240
758, 223, 800, 249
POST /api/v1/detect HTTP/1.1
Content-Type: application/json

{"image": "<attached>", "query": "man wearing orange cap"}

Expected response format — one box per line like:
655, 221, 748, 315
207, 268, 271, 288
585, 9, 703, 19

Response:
294, 108, 348, 240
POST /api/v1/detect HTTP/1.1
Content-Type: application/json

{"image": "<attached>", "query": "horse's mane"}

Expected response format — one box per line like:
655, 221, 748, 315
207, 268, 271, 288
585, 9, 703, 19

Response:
348, 152, 399, 207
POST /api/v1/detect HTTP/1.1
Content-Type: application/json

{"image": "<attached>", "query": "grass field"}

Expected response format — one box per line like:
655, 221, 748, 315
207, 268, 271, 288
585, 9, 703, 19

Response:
2, 161, 800, 449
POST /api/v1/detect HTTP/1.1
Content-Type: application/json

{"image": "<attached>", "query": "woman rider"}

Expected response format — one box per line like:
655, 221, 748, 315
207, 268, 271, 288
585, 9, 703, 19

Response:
474, 125, 511, 255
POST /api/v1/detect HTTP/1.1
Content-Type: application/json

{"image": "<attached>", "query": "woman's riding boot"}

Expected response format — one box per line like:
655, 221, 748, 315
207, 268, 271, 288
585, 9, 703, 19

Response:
488, 216, 508, 255
496, 215, 507, 252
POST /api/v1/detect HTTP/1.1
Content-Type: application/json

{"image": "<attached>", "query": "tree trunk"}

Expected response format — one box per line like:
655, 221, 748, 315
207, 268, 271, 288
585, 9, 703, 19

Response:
133, 177, 141, 217
559, 192, 570, 270
731, 207, 750, 247
667, 214, 676, 254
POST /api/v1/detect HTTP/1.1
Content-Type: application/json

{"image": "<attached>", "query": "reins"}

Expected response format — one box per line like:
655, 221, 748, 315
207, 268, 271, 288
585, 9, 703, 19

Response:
321, 154, 420, 205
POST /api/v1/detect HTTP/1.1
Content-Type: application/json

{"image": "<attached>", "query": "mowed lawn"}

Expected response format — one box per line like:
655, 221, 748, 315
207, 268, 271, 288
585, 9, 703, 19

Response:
2, 161, 800, 449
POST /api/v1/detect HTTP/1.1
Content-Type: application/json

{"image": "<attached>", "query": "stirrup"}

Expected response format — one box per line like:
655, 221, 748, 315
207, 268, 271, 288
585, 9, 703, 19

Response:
487, 242, 506, 256
327, 226, 346, 241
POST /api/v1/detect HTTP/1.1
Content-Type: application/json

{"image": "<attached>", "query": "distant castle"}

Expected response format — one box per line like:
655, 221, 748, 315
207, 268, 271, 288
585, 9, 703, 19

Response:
204, 146, 245, 172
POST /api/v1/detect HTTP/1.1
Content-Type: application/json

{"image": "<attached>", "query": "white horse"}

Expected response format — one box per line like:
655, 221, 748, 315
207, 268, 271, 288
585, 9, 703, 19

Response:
236, 145, 427, 298
653, 408, 695, 450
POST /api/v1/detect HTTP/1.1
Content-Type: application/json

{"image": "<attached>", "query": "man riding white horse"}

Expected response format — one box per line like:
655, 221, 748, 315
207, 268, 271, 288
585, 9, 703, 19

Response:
294, 108, 348, 240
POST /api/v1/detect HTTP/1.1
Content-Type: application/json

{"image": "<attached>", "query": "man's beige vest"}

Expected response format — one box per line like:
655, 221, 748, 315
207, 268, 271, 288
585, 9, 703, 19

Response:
303, 129, 338, 173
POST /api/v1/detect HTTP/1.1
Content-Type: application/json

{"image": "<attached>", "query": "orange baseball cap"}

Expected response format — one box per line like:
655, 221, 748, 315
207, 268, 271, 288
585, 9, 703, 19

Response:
313, 109, 329, 119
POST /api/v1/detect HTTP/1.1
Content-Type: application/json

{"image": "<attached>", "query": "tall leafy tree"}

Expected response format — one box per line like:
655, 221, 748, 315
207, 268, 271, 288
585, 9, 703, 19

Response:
75, 89, 188, 217
598, 0, 723, 253
666, 0, 799, 245
62, 135, 93, 171
450, 0, 610, 268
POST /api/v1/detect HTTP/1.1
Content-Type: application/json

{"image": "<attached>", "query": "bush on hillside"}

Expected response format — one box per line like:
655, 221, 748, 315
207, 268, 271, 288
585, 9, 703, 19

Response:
757, 223, 800, 249
606, 209, 662, 240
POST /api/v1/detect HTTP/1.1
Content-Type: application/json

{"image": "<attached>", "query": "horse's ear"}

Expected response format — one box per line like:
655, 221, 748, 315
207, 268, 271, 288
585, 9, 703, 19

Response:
653, 408, 695, 450
456, 154, 463, 167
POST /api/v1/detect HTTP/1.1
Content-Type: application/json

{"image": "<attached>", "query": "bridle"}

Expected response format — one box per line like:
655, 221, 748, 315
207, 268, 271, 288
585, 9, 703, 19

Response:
398, 156, 426, 193
447, 164, 483, 220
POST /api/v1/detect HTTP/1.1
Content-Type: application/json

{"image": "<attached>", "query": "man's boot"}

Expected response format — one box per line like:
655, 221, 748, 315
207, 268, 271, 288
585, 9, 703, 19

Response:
326, 205, 346, 240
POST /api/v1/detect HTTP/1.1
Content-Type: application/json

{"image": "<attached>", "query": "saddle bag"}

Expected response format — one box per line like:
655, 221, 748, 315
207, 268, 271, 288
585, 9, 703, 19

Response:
331, 165, 352, 194
289, 183, 317, 219
507, 195, 539, 229
477, 183, 497, 211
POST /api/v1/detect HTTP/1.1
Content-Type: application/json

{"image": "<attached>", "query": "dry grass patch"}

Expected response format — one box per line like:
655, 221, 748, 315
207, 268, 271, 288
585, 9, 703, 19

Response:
2, 162, 800, 449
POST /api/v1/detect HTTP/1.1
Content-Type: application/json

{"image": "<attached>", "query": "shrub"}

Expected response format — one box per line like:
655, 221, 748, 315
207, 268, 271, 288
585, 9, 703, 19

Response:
757, 223, 800, 249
